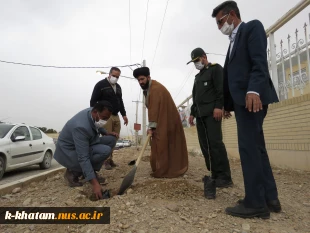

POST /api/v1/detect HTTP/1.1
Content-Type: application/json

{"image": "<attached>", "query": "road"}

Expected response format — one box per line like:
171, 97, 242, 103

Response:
0, 159, 63, 185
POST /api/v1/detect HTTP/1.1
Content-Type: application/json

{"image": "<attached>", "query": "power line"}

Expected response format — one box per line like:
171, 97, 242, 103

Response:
207, 52, 226, 57
141, 0, 150, 61
0, 60, 141, 69
151, 0, 170, 69
129, 0, 132, 63
174, 66, 195, 98
174, 66, 195, 100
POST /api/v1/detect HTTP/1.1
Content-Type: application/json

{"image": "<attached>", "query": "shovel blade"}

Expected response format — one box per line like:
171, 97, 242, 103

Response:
117, 166, 137, 195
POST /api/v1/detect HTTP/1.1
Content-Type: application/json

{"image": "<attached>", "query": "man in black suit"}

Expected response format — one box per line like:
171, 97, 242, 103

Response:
212, 1, 281, 219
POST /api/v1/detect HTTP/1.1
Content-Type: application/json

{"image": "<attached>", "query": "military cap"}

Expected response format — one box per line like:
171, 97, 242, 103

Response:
186, 48, 206, 65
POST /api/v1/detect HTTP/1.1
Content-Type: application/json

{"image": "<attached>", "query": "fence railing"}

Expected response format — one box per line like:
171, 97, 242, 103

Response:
177, 0, 310, 109
270, 23, 310, 99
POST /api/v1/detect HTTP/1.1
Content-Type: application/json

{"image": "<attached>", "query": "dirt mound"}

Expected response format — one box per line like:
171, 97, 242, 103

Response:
1, 147, 310, 233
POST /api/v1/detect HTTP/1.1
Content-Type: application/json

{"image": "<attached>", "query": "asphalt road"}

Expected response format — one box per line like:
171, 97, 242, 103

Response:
0, 159, 63, 185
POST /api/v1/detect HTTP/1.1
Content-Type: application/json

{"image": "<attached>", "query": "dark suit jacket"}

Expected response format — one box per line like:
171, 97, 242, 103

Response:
223, 20, 279, 111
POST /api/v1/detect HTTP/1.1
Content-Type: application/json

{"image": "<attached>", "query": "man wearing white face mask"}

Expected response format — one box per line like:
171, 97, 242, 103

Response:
186, 48, 232, 195
54, 101, 117, 200
212, 1, 280, 219
90, 67, 128, 170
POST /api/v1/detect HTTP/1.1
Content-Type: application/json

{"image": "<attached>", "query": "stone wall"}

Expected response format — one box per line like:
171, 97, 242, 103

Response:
184, 93, 310, 171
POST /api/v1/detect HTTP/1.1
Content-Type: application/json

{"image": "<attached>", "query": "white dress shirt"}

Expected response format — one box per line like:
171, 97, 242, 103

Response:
229, 22, 259, 96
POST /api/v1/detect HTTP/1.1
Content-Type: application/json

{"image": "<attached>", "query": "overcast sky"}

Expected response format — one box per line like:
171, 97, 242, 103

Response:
0, 0, 309, 137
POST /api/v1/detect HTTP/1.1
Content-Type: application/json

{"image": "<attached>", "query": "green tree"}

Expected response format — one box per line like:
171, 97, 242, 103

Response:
46, 129, 57, 134
38, 127, 47, 133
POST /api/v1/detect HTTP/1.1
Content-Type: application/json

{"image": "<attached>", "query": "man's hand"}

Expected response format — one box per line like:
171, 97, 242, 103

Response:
108, 132, 119, 138
189, 115, 195, 126
123, 116, 128, 126
147, 128, 155, 136
245, 93, 263, 113
91, 179, 103, 200
223, 111, 232, 119
213, 108, 223, 121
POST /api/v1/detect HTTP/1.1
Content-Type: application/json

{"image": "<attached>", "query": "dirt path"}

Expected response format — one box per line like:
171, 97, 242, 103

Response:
1, 147, 310, 233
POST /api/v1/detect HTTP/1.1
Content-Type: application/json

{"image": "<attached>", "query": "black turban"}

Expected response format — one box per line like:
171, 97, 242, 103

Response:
133, 67, 150, 79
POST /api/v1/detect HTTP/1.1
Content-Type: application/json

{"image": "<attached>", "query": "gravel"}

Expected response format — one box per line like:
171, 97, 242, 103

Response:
1, 147, 310, 233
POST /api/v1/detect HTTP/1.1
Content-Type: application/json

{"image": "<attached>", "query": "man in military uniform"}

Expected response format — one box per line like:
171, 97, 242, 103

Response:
187, 47, 232, 188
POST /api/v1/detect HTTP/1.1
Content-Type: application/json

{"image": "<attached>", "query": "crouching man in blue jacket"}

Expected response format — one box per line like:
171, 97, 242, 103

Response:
54, 100, 117, 199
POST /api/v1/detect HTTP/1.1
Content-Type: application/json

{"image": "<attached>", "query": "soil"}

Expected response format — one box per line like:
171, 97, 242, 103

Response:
1, 147, 310, 233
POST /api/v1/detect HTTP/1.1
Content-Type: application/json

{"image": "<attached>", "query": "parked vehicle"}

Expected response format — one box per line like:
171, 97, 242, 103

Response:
123, 140, 131, 147
0, 123, 56, 180
115, 140, 125, 148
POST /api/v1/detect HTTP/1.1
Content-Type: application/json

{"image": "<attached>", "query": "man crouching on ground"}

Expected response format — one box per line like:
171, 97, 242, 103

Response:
54, 101, 117, 199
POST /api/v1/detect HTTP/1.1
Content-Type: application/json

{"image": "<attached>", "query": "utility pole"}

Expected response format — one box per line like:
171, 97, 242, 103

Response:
142, 59, 147, 143
132, 100, 143, 149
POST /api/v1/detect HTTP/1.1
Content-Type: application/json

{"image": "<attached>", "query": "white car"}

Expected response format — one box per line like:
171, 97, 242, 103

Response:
115, 140, 124, 149
0, 123, 56, 180
123, 140, 131, 147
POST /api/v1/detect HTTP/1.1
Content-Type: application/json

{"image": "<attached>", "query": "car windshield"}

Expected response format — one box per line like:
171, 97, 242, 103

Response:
0, 124, 14, 138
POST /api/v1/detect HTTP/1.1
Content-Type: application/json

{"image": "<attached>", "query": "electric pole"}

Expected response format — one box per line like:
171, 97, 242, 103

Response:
142, 59, 147, 143
132, 100, 143, 149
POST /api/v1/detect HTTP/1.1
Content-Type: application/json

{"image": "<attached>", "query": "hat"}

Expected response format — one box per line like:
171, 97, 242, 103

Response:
186, 48, 206, 65
133, 67, 150, 79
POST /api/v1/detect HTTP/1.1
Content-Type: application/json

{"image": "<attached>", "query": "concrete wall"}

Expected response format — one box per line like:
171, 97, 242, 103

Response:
184, 93, 310, 171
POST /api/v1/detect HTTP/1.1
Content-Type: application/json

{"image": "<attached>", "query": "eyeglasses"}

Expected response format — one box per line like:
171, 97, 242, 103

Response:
216, 14, 228, 25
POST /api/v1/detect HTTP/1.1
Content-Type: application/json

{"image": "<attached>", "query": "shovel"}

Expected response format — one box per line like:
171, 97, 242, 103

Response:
117, 134, 151, 195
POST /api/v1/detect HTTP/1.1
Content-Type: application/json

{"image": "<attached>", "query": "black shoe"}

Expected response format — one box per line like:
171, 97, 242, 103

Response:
95, 172, 106, 184
64, 169, 83, 187
237, 199, 281, 213
103, 160, 112, 170
109, 159, 118, 168
203, 176, 216, 199
201, 176, 216, 182
215, 178, 233, 188
202, 176, 233, 188
225, 203, 270, 219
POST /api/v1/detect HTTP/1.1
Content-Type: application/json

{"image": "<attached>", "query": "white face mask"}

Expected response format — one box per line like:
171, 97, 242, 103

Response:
109, 76, 118, 84
220, 14, 235, 36
194, 61, 205, 70
94, 113, 107, 128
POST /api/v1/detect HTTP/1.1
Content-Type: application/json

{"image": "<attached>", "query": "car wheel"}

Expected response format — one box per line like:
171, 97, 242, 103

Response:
0, 156, 5, 180
39, 151, 52, 169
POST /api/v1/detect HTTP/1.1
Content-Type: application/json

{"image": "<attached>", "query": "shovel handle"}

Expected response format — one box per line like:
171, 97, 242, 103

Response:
135, 134, 151, 166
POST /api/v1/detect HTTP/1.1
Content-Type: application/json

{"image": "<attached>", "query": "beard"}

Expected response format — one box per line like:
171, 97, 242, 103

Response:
140, 80, 149, 90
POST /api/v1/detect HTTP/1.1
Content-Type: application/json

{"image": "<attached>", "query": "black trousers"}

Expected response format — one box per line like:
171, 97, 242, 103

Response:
196, 115, 231, 180
234, 104, 278, 208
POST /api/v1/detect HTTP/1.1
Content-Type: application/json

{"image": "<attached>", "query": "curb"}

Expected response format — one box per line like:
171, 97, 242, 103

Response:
0, 167, 65, 196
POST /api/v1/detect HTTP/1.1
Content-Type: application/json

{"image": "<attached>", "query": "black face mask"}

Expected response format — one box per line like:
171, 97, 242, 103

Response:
140, 80, 149, 90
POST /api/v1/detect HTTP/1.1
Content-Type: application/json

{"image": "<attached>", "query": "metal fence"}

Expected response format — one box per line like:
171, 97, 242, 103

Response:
177, 0, 310, 111
271, 23, 310, 100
